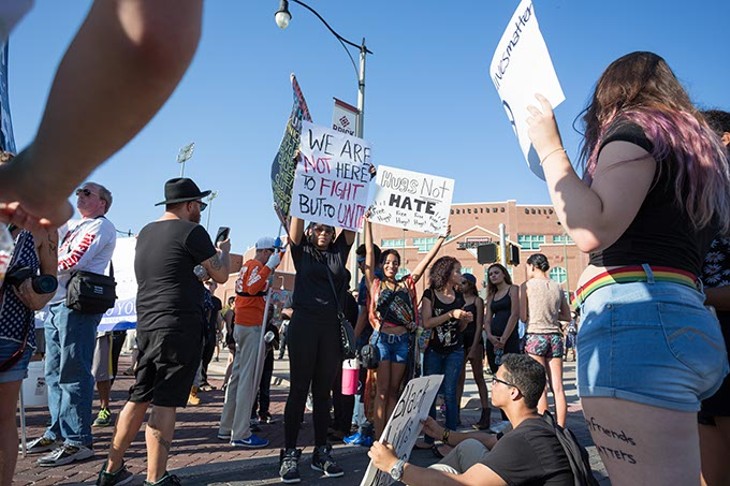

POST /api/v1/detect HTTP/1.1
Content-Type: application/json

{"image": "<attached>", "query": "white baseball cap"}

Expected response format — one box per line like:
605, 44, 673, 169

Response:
255, 236, 277, 250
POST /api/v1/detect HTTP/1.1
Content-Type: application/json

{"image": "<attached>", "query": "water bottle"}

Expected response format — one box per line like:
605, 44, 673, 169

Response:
0, 223, 15, 288
494, 347, 504, 366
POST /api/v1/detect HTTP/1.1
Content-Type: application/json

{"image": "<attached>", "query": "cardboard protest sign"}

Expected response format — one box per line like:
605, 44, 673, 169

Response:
98, 237, 138, 332
271, 74, 312, 223
490, 0, 564, 180
360, 375, 444, 486
290, 121, 372, 231
369, 165, 453, 236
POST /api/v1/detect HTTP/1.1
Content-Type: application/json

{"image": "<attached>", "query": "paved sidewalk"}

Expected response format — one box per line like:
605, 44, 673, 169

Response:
14, 351, 609, 485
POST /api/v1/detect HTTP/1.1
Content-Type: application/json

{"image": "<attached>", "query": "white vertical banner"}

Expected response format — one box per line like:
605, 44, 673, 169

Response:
490, 0, 564, 180
331, 97, 359, 137
360, 375, 444, 486
97, 236, 138, 332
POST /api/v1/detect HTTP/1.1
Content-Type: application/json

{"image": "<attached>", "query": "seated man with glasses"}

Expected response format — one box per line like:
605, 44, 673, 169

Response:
368, 354, 575, 485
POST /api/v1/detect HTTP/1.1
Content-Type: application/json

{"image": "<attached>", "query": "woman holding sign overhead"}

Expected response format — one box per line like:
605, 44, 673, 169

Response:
526, 51, 730, 484
281, 214, 356, 483
363, 212, 447, 439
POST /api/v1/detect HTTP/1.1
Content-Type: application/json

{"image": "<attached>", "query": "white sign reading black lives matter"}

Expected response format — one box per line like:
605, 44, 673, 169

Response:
291, 121, 372, 231
369, 165, 453, 236
360, 375, 444, 486
490, 0, 564, 180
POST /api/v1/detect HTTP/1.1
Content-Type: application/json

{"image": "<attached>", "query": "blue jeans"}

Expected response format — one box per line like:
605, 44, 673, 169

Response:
43, 302, 101, 447
423, 346, 464, 443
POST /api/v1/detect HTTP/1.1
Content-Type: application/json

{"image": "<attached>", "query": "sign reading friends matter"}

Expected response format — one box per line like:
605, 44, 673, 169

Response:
360, 375, 444, 486
369, 165, 453, 236
490, 0, 564, 180
291, 121, 372, 231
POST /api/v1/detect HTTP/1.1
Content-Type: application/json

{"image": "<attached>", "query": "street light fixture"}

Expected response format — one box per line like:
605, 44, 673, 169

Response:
205, 190, 218, 231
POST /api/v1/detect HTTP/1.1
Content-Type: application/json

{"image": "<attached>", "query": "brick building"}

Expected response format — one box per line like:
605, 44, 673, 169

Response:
219, 199, 588, 302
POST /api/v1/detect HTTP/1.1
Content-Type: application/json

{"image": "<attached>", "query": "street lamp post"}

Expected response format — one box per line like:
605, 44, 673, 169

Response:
205, 191, 218, 231
177, 142, 195, 177
557, 222, 570, 293
275, 0, 373, 286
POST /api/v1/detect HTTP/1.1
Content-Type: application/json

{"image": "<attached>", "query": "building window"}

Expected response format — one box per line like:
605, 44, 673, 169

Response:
517, 234, 545, 250
413, 237, 438, 253
396, 267, 409, 279
461, 267, 473, 275
553, 234, 574, 244
550, 266, 567, 284
381, 239, 405, 248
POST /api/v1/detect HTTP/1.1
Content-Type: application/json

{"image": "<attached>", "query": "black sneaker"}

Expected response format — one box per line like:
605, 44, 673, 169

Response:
37, 444, 93, 467
279, 448, 302, 484
142, 472, 182, 486
96, 461, 133, 486
311, 444, 343, 478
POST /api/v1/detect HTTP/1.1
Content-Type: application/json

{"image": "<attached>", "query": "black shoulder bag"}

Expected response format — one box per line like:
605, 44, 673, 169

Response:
66, 261, 117, 314
542, 410, 600, 486
324, 262, 357, 360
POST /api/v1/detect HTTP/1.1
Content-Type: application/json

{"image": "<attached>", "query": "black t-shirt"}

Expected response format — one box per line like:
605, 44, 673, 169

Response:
484, 417, 573, 485
135, 220, 217, 332
290, 232, 352, 320
206, 296, 223, 334
423, 288, 465, 353
588, 121, 717, 276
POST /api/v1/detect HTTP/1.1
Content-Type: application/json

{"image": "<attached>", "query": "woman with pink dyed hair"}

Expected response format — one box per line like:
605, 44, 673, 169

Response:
526, 51, 730, 485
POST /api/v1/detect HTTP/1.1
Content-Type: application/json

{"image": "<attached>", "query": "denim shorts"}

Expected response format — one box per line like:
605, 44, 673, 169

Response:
578, 266, 730, 412
0, 337, 34, 384
371, 330, 410, 364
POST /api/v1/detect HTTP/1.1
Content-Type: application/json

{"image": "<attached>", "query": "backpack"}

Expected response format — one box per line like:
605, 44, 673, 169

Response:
542, 411, 600, 486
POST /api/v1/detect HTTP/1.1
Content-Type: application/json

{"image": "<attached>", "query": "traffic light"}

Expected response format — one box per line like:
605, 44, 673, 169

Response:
507, 243, 520, 265
477, 243, 498, 264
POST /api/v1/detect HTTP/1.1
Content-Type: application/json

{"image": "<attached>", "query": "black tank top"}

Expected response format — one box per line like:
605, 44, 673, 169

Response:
424, 288, 465, 354
490, 290, 518, 346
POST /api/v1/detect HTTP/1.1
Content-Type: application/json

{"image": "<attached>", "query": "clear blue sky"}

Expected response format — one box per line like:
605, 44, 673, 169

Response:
7, 0, 729, 252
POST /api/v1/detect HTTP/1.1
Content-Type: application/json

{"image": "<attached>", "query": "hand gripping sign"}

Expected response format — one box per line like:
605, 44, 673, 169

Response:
490, 0, 564, 180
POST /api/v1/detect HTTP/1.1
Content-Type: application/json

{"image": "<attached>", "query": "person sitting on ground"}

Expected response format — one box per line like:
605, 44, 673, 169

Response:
368, 354, 574, 485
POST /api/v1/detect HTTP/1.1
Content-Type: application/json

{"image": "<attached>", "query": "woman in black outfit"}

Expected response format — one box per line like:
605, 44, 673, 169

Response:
280, 217, 355, 483
484, 263, 520, 373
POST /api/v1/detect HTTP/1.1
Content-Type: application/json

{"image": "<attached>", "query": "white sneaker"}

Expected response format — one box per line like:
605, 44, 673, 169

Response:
37, 444, 93, 467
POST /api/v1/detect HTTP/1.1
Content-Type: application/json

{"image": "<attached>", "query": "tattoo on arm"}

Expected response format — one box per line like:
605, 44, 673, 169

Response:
208, 254, 222, 271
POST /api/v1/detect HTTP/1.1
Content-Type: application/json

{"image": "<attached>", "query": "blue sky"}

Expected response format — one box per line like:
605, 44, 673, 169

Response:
7, 0, 729, 252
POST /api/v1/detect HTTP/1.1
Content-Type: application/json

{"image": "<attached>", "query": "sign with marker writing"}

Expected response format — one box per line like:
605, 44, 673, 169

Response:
271, 74, 312, 223
291, 121, 371, 231
369, 165, 453, 236
490, 0, 564, 180
360, 375, 444, 486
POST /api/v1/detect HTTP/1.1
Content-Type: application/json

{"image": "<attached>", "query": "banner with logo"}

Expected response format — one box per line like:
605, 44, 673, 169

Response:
271, 74, 312, 223
360, 375, 444, 486
490, 0, 564, 180
331, 97, 358, 137
290, 121, 372, 231
368, 165, 453, 236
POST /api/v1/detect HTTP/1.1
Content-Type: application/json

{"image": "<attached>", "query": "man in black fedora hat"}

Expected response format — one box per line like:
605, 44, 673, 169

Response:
96, 177, 231, 486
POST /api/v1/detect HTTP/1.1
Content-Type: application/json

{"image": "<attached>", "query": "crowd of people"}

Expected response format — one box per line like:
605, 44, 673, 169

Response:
0, 3, 728, 484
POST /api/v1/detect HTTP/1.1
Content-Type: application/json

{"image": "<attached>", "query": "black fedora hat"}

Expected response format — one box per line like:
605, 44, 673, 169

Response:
155, 178, 211, 206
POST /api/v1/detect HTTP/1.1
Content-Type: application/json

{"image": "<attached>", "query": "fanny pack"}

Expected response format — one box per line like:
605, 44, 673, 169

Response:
66, 262, 117, 314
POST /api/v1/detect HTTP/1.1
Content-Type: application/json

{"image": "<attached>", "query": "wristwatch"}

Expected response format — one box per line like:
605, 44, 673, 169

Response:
389, 459, 406, 481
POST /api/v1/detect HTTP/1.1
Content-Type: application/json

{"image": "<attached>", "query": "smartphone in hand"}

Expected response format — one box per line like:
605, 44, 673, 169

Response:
215, 226, 230, 243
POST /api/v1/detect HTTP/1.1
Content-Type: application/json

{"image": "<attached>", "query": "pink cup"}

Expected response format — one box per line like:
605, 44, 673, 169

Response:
341, 358, 360, 395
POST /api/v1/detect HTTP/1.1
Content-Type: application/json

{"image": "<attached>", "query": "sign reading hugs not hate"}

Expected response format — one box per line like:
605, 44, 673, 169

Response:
290, 121, 372, 231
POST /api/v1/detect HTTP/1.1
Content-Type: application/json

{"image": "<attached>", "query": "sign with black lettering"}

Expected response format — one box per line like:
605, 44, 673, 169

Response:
490, 0, 564, 180
368, 165, 453, 236
291, 121, 372, 231
270, 74, 312, 222
360, 375, 443, 486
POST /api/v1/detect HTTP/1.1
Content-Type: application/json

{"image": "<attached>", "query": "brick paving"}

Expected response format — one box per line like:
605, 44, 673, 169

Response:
14, 352, 609, 485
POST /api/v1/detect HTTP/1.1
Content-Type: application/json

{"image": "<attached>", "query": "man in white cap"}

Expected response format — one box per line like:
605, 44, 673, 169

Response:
218, 236, 282, 449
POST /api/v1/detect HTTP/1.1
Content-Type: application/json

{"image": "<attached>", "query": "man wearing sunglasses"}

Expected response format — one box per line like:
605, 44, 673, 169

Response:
26, 181, 117, 467
368, 354, 575, 485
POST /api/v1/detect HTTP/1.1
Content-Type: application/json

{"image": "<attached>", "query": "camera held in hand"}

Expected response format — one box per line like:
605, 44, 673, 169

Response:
5, 266, 58, 294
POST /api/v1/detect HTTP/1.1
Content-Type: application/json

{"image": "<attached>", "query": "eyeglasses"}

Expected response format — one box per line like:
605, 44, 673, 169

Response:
193, 200, 208, 211
75, 188, 99, 198
312, 225, 333, 234
492, 376, 519, 392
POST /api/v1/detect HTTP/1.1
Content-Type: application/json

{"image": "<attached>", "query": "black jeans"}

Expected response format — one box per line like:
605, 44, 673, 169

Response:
252, 349, 274, 417
200, 328, 217, 384
331, 365, 355, 435
284, 313, 341, 448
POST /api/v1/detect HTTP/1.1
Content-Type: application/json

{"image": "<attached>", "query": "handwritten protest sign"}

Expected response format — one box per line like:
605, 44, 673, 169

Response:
360, 375, 444, 486
368, 165, 453, 236
290, 121, 371, 231
490, 0, 564, 180
271, 74, 312, 223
